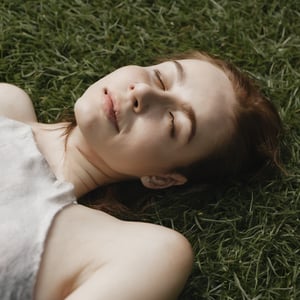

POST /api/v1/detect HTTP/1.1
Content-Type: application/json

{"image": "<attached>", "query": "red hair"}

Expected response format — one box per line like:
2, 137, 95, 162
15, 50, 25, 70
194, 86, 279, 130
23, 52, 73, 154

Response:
172, 51, 283, 183
74, 51, 283, 215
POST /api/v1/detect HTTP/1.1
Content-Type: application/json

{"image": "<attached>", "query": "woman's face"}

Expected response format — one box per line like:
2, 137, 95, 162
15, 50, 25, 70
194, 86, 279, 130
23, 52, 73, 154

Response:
75, 59, 236, 178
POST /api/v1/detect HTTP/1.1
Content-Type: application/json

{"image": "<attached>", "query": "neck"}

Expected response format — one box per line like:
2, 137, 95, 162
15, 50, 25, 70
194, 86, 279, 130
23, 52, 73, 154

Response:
31, 122, 131, 197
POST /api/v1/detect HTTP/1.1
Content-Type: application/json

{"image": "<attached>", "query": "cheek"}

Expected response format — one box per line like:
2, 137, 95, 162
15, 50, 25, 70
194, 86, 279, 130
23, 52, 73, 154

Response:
75, 97, 97, 129
75, 95, 103, 131
75, 83, 104, 120
121, 132, 165, 160
130, 120, 168, 154
106, 130, 171, 174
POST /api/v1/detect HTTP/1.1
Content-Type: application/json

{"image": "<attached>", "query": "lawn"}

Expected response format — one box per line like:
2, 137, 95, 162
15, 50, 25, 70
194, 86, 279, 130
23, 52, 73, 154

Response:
1, 0, 299, 299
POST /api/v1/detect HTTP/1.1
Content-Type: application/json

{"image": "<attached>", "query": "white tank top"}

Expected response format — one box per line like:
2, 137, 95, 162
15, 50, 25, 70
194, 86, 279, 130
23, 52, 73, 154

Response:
0, 117, 76, 300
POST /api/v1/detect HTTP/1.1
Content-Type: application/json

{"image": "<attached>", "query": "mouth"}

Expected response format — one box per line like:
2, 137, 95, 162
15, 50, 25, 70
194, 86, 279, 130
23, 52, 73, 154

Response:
103, 88, 120, 132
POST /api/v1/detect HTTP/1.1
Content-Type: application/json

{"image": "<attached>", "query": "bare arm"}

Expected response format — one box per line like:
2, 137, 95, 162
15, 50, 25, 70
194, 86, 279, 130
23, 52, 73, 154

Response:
65, 258, 191, 300
64, 222, 193, 300
35, 206, 193, 300
0, 83, 37, 123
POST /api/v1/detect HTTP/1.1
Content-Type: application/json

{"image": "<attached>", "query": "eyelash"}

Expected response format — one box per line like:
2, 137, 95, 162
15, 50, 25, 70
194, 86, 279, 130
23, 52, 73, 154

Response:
153, 70, 174, 136
154, 69, 166, 90
169, 112, 175, 138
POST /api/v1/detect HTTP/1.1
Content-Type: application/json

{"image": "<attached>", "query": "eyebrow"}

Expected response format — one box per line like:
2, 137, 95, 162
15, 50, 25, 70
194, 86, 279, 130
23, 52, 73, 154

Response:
172, 60, 185, 83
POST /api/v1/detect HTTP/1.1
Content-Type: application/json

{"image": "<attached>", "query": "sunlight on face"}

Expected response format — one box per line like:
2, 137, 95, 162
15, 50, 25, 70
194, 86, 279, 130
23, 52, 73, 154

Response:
75, 59, 236, 177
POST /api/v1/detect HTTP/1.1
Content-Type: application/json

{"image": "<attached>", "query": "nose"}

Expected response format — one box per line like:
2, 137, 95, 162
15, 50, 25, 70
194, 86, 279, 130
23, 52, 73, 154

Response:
129, 83, 166, 114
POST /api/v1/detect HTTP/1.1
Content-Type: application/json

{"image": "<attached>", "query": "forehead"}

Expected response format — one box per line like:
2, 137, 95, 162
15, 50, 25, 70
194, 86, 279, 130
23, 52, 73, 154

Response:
179, 58, 235, 111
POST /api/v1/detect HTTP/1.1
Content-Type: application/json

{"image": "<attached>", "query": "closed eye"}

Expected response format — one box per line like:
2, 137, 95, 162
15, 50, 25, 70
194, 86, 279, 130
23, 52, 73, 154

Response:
169, 112, 175, 138
154, 69, 166, 90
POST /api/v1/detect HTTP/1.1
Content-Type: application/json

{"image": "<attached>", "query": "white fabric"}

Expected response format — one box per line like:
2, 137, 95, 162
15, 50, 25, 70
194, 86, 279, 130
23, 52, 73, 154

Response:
0, 117, 76, 300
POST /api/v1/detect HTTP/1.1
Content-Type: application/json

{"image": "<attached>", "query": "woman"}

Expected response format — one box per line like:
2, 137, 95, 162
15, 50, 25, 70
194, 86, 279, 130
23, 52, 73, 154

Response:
0, 51, 282, 300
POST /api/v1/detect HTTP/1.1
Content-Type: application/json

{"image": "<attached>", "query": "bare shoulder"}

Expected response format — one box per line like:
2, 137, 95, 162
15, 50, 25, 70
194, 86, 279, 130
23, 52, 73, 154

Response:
36, 205, 193, 300
34, 205, 123, 300
0, 83, 37, 123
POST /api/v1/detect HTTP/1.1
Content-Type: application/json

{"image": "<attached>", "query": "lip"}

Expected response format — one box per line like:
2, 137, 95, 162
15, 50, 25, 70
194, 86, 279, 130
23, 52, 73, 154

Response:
103, 89, 120, 132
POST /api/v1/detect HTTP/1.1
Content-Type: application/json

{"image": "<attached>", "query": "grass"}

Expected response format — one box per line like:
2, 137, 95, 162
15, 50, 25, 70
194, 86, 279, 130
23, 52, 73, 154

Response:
1, 0, 299, 299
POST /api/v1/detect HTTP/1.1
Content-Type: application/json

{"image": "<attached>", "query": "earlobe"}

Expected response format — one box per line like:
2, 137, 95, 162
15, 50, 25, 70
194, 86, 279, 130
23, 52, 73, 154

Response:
140, 173, 187, 189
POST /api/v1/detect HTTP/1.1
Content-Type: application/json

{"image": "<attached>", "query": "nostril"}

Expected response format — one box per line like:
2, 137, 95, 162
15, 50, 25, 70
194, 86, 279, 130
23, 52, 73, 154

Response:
104, 88, 108, 94
130, 84, 140, 112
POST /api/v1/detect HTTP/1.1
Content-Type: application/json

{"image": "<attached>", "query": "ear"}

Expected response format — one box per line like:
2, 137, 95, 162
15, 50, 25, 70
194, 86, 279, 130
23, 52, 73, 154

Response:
140, 173, 187, 189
